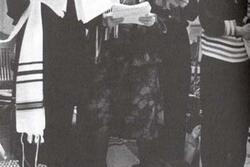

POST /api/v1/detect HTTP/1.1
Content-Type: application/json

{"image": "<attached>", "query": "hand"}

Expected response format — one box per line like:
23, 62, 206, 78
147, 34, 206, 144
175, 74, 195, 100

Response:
139, 14, 157, 27
103, 16, 124, 28
178, 0, 189, 8
236, 24, 250, 40
191, 125, 201, 139
165, 0, 188, 9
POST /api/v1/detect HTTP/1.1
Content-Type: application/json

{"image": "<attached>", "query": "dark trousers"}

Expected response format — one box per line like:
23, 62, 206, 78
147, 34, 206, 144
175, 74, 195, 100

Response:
200, 56, 250, 167
41, 2, 109, 167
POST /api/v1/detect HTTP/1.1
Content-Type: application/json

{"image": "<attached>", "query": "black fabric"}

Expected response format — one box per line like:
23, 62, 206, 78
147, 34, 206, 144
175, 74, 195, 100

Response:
200, 56, 250, 167
136, 0, 198, 165
6, 0, 30, 25
157, 25, 191, 162
8, 0, 108, 166
199, 0, 247, 37
42, 1, 108, 167
136, 138, 191, 167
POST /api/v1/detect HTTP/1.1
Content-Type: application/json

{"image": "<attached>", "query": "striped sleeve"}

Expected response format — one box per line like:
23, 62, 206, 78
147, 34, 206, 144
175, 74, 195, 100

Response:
224, 20, 236, 36
201, 33, 249, 63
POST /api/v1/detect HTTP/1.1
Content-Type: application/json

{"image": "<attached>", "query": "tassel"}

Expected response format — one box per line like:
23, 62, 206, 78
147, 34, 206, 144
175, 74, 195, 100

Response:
72, 106, 78, 126
34, 136, 40, 167
95, 26, 99, 64
0, 142, 7, 160
20, 133, 25, 167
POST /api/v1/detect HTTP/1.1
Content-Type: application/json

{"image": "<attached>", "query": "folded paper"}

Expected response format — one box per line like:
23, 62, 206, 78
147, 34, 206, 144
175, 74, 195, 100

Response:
104, 1, 153, 25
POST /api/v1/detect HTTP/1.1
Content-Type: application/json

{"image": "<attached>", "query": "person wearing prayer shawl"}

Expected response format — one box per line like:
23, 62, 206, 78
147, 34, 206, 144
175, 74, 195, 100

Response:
6, 0, 156, 166
6, 0, 109, 166
199, 0, 249, 167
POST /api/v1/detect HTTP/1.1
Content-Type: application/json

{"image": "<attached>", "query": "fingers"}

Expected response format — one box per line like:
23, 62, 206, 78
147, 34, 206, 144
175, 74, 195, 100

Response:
103, 16, 124, 28
138, 14, 156, 27
242, 24, 250, 40
111, 17, 124, 25
179, 0, 189, 8
104, 14, 156, 27
243, 34, 250, 41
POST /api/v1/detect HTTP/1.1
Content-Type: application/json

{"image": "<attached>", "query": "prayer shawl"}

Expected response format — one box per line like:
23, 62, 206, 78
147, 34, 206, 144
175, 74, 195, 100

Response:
0, 0, 67, 143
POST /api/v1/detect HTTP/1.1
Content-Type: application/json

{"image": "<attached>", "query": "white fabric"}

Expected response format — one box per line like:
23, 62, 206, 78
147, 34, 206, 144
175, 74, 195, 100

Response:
18, 63, 43, 72
0, 0, 67, 143
16, 108, 45, 143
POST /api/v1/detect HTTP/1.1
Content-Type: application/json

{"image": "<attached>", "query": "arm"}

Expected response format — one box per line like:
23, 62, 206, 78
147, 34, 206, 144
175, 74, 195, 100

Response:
199, 0, 246, 37
199, 0, 226, 36
6, 0, 30, 25
181, 0, 199, 21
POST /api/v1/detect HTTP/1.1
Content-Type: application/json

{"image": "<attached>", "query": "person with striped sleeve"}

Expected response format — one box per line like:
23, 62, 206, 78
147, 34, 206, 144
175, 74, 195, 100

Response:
199, 0, 250, 167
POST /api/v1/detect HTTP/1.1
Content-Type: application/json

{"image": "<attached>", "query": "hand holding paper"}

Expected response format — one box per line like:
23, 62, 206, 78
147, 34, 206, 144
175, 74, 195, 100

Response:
138, 14, 157, 27
103, 16, 124, 28
155, 0, 189, 9
74, 0, 156, 26
105, 2, 156, 26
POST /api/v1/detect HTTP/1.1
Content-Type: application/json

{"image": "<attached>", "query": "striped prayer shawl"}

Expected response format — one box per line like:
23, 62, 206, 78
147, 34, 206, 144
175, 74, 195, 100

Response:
16, 61, 44, 111
0, 0, 67, 143
15, 0, 45, 143
201, 34, 248, 63
201, 18, 249, 63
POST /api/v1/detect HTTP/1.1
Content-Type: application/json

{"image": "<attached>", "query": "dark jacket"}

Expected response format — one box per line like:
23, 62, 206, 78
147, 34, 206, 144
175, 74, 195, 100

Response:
199, 0, 247, 37
129, 0, 199, 62
6, 0, 30, 25
6, 0, 101, 102
149, 0, 199, 28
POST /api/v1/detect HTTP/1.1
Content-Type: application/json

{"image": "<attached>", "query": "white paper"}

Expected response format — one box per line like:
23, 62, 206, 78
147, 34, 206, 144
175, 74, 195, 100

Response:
111, 2, 151, 18
74, 0, 114, 23
107, 1, 152, 25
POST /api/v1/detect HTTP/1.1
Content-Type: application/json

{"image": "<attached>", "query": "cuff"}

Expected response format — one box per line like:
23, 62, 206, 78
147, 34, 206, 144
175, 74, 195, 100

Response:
224, 20, 236, 36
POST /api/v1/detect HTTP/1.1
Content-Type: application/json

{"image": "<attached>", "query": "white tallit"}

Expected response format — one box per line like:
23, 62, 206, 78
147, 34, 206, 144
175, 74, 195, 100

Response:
0, 0, 67, 143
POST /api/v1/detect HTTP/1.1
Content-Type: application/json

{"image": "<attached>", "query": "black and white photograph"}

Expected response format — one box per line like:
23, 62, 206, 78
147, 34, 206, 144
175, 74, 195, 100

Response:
0, 0, 249, 167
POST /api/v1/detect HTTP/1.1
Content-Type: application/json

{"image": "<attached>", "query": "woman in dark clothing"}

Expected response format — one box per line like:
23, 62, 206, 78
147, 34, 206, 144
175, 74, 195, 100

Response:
134, 0, 199, 166
7, 0, 109, 167
199, 0, 250, 167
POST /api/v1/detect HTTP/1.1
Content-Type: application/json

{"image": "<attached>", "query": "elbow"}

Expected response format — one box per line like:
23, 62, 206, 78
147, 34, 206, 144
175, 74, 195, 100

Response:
201, 25, 225, 37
